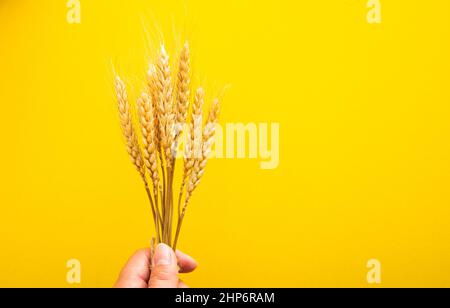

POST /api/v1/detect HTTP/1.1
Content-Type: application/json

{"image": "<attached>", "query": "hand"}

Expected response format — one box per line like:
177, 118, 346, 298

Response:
114, 244, 198, 288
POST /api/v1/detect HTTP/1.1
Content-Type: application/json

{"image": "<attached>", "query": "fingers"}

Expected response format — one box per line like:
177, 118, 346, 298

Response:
114, 249, 151, 288
148, 244, 179, 288
114, 246, 198, 288
176, 250, 198, 273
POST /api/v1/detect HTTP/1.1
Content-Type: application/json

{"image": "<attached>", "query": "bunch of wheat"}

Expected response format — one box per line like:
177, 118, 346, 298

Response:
115, 42, 220, 251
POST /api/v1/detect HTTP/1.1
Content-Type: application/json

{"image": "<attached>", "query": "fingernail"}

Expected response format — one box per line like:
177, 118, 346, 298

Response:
153, 244, 172, 266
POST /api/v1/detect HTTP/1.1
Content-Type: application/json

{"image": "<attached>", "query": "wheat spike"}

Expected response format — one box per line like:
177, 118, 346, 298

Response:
200, 98, 220, 177
147, 65, 161, 152
192, 88, 204, 160
184, 88, 205, 205
115, 76, 146, 180
180, 87, 203, 191
181, 128, 194, 187
181, 88, 204, 189
147, 64, 158, 103
155, 45, 175, 167
137, 92, 160, 193
174, 91, 219, 250
189, 97, 219, 196
175, 42, 191, 138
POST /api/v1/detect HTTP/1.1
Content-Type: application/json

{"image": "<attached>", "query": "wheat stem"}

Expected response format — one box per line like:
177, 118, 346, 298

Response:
137, 91, 162, 241
174, 90, 221, 250
115, 75, 161, 238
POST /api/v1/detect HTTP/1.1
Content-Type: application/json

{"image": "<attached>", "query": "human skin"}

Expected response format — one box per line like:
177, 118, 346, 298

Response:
114, 244, 198, 288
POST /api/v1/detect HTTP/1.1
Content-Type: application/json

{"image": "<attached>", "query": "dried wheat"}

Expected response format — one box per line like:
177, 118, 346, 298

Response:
147, 64, 161, 152
183, 87, 205, 206
173, 95, 219, 250
115, 76, 146, 180
116, 42, 221, 250
155, 46, 175, 167
175, 42, 191, 139
137, 92, 160, 193
200, 98, 220, 177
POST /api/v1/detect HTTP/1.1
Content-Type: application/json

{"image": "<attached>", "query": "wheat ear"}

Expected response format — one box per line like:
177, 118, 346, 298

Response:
184, 88, 205, 205
200, 98, 220, 176
116, 76, 159, 236
137, 92, 160, 193
173, 88, 206, 250
175, 42, 191, 139
156, 46, 178, 244
178, 88, 203, 215
115, 76, 146, 180
148, 64, 165, 211
177, 125, 193, 218
147, 65, 161, 153
137, 91, 162, 238
185, 96, 219, 208
155, 45, 175, 168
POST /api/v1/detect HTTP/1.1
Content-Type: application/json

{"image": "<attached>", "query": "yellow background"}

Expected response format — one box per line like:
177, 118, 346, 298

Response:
1, 0, 449, 287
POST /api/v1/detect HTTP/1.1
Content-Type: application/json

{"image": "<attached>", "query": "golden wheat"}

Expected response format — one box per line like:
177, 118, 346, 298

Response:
115, 76, 146, 180
200, 98, 220, 177
147, 64, 161, 152
116, 42, 221, 251
116, 76, 161, 239
175, 42, 191, 139
155, 46, 175, 168
137, 92, 160, 194
179, 88, 203, 198
184, 88, 205, 205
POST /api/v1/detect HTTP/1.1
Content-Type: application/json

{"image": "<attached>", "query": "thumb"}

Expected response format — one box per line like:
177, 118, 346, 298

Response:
149, 243, 179, 288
